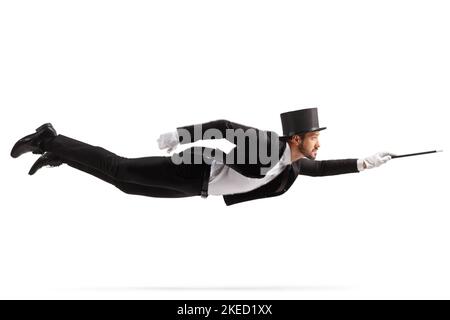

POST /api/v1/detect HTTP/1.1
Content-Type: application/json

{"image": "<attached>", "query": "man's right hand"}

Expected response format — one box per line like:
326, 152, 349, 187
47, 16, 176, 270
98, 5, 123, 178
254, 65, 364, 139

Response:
357, 151, 396, 171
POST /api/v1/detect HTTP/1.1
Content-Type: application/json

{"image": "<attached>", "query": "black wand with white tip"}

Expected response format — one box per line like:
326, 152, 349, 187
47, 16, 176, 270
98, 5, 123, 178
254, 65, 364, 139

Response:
391, 150, 443, 159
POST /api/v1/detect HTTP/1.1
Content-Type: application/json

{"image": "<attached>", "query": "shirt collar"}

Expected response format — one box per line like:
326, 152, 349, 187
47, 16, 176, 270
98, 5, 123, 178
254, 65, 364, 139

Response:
283, 142, 292, 165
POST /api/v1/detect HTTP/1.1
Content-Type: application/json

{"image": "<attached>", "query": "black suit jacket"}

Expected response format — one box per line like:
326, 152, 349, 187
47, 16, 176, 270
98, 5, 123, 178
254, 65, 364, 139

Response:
177, 119, 284, 178
176, 119, 359, 206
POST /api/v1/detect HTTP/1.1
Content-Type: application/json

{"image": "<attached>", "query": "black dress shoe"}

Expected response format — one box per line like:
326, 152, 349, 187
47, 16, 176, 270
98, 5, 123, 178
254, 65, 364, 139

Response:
28, 152, 63, 175
10, 123, 57, 158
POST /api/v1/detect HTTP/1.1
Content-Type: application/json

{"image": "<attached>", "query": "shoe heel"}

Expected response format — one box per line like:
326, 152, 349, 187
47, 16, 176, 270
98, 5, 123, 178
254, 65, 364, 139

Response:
35, 123, 52, 132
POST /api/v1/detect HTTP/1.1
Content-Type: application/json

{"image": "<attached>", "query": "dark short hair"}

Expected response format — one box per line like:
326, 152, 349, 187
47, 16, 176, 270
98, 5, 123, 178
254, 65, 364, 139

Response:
283, 132, 307, 142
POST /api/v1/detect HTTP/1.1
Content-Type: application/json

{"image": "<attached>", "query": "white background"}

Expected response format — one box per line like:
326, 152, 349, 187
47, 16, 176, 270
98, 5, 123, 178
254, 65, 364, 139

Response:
0, 0, 449, 299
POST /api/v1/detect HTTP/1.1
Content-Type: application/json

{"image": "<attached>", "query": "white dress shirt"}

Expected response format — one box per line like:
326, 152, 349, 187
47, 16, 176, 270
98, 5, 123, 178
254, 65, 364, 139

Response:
207, 143, 292, 196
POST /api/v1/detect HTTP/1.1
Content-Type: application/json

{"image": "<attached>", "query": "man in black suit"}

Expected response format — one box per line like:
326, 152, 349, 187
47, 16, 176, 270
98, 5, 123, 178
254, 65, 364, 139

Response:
10, 108, 393, 206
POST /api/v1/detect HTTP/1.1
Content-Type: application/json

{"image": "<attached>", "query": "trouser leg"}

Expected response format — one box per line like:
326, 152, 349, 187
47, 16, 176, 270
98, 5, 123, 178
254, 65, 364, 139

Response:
42, 134, 207, 197
63, 158, 192, 198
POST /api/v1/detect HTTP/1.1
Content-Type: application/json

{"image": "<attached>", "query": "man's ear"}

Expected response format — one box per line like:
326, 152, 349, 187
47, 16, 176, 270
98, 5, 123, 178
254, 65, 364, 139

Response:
290, 134, 302, 145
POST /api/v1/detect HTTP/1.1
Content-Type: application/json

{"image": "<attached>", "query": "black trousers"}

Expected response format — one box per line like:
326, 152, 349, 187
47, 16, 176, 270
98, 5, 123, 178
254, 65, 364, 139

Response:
42, 134, 211, 198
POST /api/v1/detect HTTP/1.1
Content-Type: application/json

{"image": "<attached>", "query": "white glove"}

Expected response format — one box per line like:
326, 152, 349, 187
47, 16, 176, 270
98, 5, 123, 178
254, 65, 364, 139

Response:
357, 151, 395, 171
157, 130, 180, 153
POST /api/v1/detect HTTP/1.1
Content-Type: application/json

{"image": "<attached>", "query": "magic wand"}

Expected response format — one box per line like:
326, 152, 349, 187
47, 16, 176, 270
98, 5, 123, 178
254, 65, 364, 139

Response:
391, 150, 443, 159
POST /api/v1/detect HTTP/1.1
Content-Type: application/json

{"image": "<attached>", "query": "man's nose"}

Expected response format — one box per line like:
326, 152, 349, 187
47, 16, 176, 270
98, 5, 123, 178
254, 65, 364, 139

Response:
316, 140, 321, 148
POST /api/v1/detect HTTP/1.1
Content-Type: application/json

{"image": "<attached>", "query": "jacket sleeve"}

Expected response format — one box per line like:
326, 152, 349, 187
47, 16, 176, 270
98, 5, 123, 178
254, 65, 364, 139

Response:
298, 158, 359, 176
176, 119, 267, 145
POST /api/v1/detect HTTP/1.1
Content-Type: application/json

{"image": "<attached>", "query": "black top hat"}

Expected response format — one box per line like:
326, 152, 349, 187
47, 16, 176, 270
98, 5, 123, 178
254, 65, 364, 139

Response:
279, 107, 327, 139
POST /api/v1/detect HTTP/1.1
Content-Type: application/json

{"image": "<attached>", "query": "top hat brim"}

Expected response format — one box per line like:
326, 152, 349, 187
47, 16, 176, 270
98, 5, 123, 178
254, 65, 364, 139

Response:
279, 126, 327, 140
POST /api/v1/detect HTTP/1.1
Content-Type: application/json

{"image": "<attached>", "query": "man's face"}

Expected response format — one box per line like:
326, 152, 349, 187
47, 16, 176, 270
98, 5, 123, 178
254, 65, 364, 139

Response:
297, 131, 321, 160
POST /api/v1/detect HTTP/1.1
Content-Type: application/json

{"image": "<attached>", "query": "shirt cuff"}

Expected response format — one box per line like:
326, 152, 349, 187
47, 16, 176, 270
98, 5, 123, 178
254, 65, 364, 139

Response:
357, 158, 365, 171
